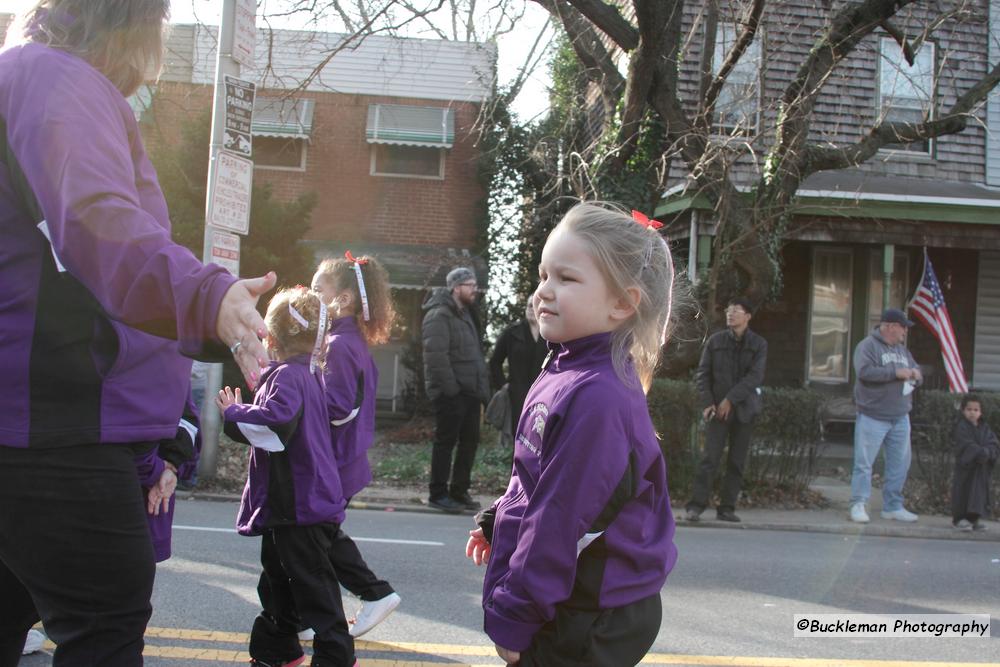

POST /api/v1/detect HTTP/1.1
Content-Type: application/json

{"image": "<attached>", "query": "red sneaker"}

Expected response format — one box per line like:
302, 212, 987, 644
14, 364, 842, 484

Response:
248, 656, 305, 667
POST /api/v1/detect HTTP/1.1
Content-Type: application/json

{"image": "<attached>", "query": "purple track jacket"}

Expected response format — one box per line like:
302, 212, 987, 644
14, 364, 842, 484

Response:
481, 333, 677, 652
0, 43, 236, 448
324, 316, 379, 498
225, 354, 347, 536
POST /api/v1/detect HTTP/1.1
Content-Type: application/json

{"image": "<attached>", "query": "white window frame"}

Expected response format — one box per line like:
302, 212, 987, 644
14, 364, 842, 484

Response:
876, 35, 935, 156
369, 145, 445, 180
712, 22, 762, 134
252, 137, 308, 172
807, 247, 854, 384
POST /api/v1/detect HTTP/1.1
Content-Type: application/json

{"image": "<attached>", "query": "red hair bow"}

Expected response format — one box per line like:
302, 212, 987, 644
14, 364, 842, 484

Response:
345, 250, 368, 265
632, 210, 663, 230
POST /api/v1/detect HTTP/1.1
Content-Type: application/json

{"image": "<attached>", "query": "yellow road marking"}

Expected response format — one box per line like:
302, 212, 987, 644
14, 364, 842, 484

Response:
40, 628, 998, 667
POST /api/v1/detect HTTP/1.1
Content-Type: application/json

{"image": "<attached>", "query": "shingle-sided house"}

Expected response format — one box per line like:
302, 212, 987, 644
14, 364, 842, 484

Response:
653, 1, 1000, 400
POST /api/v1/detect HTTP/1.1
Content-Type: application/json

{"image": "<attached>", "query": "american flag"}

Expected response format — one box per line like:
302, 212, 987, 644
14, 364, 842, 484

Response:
907, 251, 968, 393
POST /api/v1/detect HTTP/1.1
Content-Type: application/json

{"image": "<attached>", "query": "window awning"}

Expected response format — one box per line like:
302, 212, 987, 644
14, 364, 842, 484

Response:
366, 104, 455, 148
252, 98, 314, 139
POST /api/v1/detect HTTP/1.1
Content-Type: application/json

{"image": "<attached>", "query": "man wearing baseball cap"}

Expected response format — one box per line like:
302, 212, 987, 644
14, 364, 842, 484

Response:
849, 308, 922, 523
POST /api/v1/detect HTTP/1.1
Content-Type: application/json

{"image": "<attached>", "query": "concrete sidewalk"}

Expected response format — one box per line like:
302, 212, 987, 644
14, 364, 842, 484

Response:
342, 475, 1000, 543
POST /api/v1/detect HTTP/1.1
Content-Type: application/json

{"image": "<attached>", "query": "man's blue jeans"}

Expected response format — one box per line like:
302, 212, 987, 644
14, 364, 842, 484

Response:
850, 413, 912, 511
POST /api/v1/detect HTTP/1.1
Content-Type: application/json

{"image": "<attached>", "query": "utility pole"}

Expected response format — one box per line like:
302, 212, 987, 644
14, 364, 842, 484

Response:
198, 0, 256, 478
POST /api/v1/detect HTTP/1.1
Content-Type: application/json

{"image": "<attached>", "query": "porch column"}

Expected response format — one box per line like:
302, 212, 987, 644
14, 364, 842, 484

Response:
697, 232, 712, 276
882, 244, 895, 310
688, 211, 699, 284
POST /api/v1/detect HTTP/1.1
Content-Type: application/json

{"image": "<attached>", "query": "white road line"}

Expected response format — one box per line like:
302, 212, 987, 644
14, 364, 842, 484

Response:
172, 525, 443, 546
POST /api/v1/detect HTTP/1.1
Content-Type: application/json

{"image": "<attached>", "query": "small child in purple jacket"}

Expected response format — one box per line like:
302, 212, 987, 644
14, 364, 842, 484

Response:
217, 287, 357, 667
467, 203, 678, 666
136, 395, 201, 562
312, 252, 401, 637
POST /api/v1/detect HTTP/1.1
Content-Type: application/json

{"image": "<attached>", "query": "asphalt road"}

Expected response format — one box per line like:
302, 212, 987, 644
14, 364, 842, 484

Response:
18, 498, 1000, 666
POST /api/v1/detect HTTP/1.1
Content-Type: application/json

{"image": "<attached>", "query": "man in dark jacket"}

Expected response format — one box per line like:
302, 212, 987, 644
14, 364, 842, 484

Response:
488, 302, 549, 435
686, 298, 768, 523
422, 267, 490, 513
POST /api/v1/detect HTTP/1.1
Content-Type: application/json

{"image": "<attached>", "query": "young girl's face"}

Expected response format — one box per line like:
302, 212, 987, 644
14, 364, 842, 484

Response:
533, 227, 627, 344
963, 401, 982, 424
311, 273, 337, 306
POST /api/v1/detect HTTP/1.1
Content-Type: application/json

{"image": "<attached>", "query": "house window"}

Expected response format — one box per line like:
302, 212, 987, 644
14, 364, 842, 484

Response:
713, 23, 761, 133
366, 104, 453, 180
808, 248, 853, 383
867, 251, 911, 331
253, 136, 307, 170
370, 144, 444, 179
878, 36, 934, 153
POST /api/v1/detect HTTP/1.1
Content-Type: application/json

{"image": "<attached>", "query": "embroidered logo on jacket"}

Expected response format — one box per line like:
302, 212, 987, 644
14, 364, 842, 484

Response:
529, 403, 548, 438
517, 402, 548, 455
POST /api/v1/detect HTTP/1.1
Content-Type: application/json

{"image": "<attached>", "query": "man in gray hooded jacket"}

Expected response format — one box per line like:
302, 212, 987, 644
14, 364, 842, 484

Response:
850, 308, 923, 524
422, 267, 490, 513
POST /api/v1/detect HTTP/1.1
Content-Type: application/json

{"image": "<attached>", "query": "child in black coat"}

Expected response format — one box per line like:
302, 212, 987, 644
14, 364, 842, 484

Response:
951, 395, 1000, 531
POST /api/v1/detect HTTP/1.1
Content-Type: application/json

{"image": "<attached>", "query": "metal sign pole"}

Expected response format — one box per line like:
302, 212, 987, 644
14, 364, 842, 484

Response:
199, 0, 240, 479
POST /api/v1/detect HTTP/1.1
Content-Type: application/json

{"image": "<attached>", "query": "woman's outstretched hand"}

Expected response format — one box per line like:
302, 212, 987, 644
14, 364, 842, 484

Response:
216, 272, 277, 389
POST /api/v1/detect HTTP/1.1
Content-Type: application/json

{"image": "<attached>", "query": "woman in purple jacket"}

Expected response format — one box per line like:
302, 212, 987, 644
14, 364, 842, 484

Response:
467, 204, 678, 666
218, 287, 357, 667
0, 2, 275, 665
311, 253, 401, 637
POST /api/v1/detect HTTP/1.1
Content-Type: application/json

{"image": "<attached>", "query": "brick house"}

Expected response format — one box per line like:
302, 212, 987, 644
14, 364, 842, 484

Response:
1, 14, 495, 411
651, 1, 1000, 402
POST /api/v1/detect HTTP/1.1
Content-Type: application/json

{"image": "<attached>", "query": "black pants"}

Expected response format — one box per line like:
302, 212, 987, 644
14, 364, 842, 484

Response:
687, 418, 754, 513
429, 393, 480, 499
259, 529, 394, 631
0, 443, 155, 667
519, 593, 662, 667
251, 525, 355, 667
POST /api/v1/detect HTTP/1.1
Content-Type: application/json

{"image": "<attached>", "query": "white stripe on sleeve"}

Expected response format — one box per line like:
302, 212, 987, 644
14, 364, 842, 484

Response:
237, 423, 285, 452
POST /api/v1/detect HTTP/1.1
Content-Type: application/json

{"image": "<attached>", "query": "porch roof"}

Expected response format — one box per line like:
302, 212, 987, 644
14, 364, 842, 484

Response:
302, 241, 486, 291
655, 172, 1000, 226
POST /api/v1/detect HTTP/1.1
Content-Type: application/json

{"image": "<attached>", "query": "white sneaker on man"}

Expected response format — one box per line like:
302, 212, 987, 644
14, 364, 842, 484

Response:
849, 503, 870, 523
22, 629, 45, 655
350, 592, 401, 638
881, 507, 918, 522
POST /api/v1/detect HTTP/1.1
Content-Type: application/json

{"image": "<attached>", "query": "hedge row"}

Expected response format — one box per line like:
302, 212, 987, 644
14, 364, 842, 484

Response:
647, 379, 825, 502
647, 380, 999, 514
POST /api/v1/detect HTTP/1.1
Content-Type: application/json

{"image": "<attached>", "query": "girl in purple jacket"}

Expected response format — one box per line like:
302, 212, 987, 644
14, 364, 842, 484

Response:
217, 287, 357, 667
467, 203, 678, 666
310, 252, 401, 637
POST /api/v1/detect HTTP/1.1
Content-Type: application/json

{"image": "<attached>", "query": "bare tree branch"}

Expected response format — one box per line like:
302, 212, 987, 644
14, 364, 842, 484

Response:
804, 57, 1000, 172
760, 0, 920, 202
701, 0, 765, 126
534, 0, 626, 119
565, 0, 639, 51
878, 19, 915, 66
505, 19, 553, 102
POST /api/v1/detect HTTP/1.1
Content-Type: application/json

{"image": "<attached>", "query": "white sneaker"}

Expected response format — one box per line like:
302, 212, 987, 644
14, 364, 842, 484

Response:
349, 592, 401, 638
22, 628, 45, 655
954, 519, 973, 532
881, 508, 918, 522
849, 503, 870, 523
297, 627, 315, 641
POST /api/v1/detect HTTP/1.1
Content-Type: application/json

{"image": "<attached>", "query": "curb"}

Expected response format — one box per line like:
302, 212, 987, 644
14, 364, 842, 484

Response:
676, 518, 1000, 542
177, 492, 1000, 542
